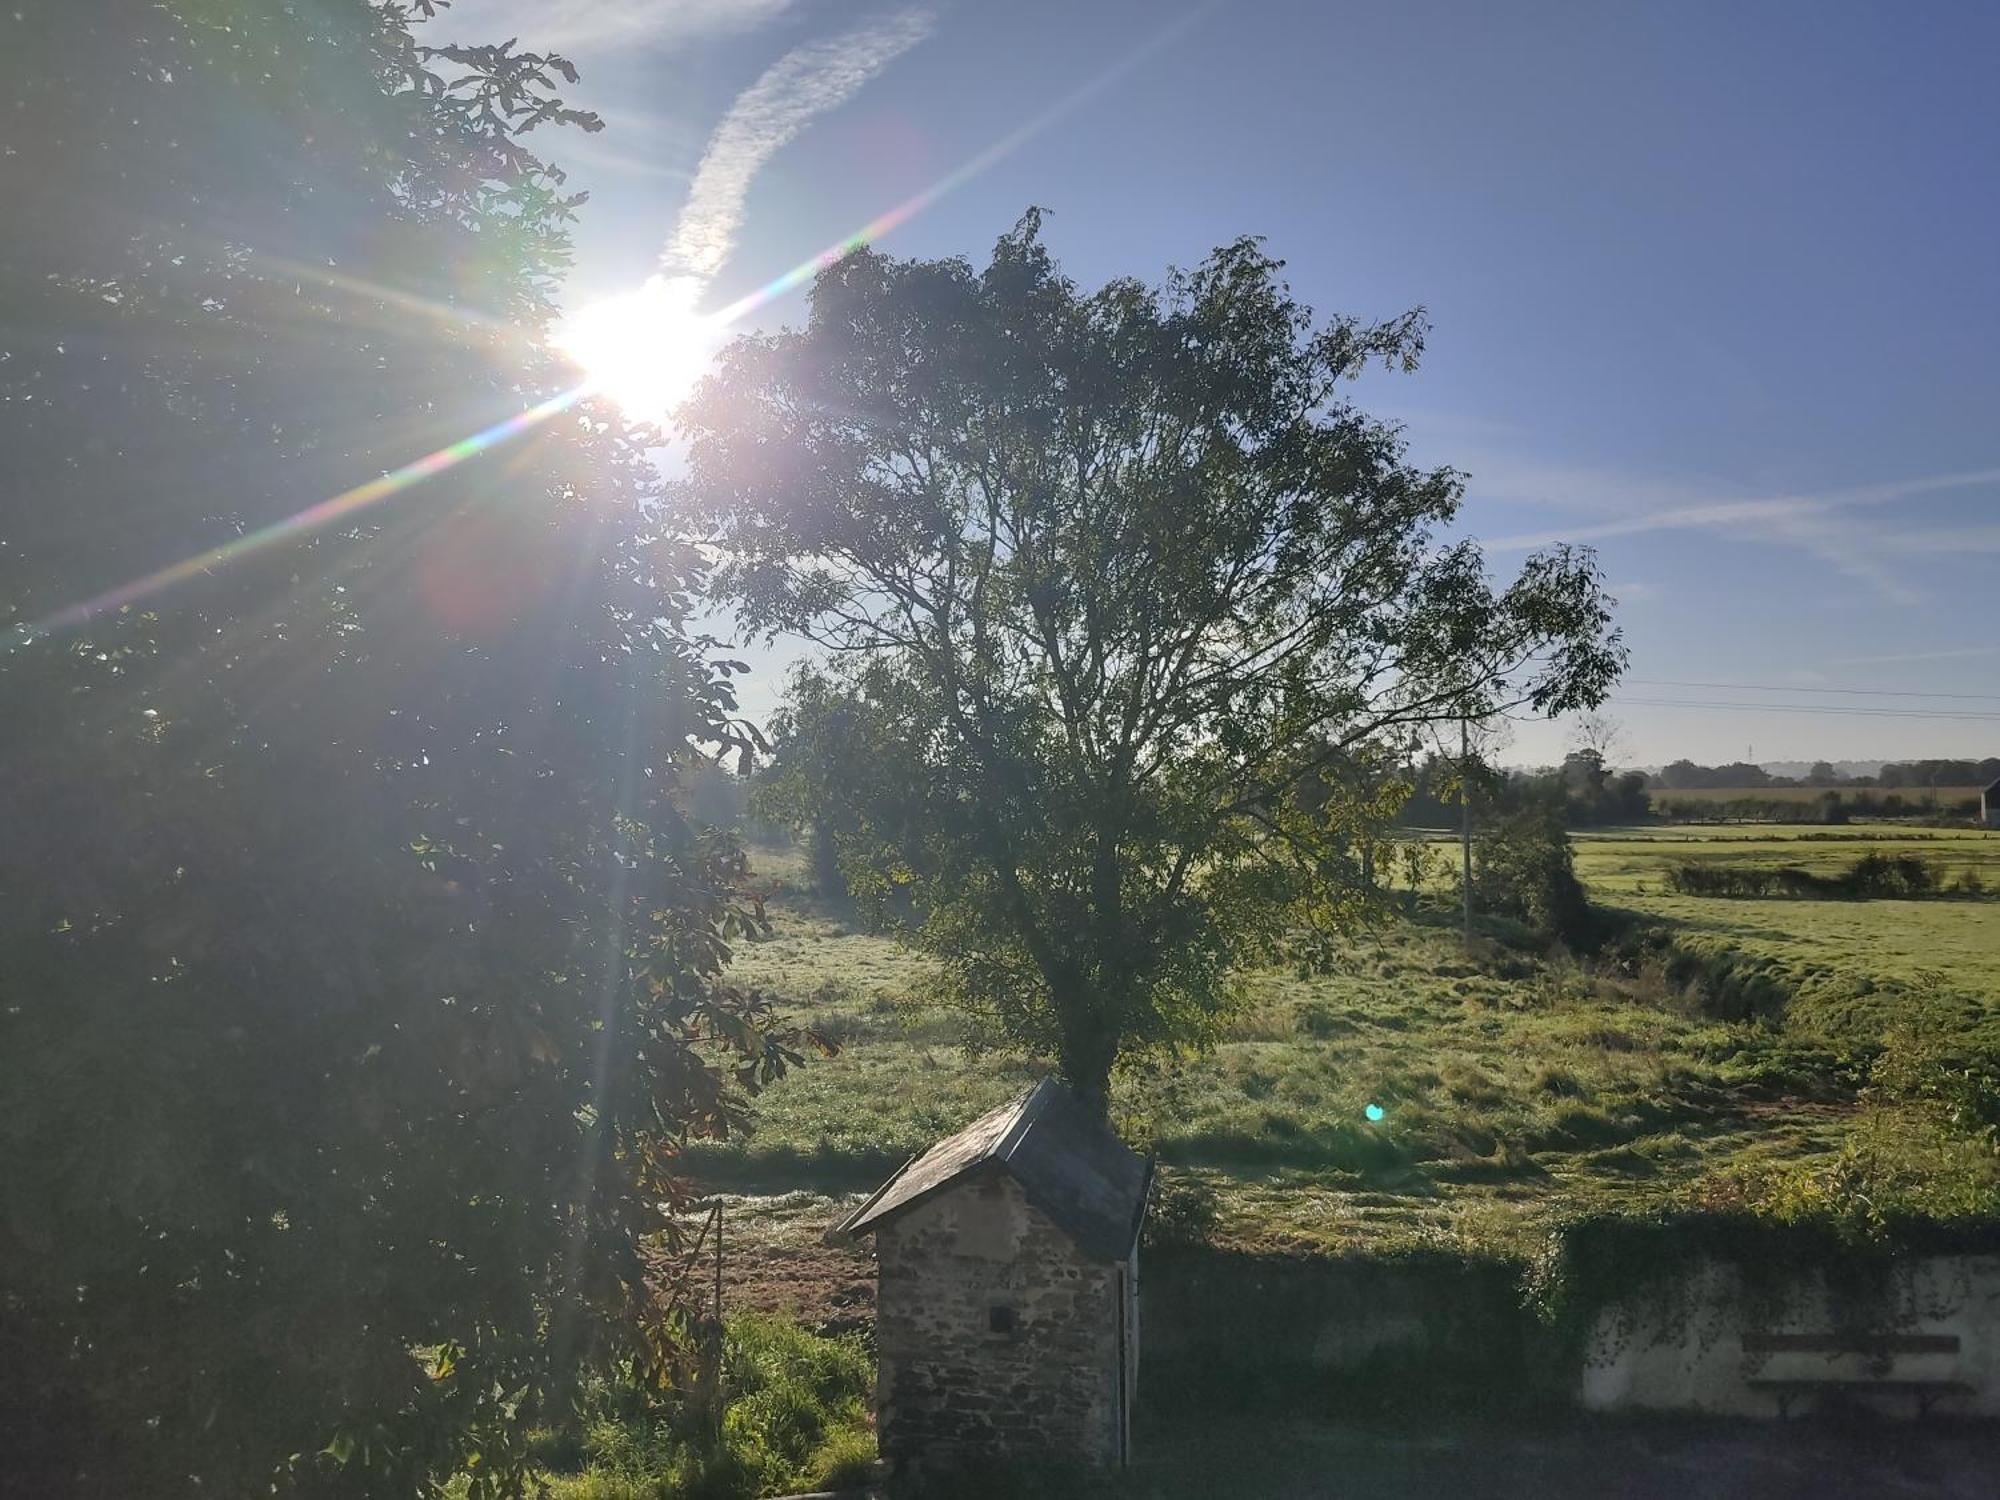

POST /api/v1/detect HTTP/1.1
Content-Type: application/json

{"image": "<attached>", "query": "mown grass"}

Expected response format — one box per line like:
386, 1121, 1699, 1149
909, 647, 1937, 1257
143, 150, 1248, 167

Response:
1573, 824, 2000, 1044
704, 828, 2000, 1259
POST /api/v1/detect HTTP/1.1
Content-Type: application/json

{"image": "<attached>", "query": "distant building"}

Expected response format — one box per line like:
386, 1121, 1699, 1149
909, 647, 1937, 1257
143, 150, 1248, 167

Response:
1985, 776, 2000, 828
834, 1079, 1150, 1482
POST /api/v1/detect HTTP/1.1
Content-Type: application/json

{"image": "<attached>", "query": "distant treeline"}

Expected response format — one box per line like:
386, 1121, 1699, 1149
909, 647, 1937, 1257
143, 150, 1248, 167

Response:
730, 745, 1988, 849
1398, 750, 1649, 829
1652, 786, 1983, 823
1396, 750, 1990, 831
1651, 757, 2000, 791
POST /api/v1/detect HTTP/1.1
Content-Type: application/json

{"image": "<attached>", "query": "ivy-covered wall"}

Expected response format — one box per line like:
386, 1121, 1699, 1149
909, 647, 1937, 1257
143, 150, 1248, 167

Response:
1142, 1247, 1552, 1416
1141, 1218, 2000, 1421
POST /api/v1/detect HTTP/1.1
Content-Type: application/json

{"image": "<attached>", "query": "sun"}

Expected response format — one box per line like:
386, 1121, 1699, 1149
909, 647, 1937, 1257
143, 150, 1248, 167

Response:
555, 275, 724, 427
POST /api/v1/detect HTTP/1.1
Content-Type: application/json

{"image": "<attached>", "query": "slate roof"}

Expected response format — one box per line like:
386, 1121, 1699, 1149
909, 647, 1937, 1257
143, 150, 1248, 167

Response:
833, 1078, 1151, 1261
1985, 776, 2000, 797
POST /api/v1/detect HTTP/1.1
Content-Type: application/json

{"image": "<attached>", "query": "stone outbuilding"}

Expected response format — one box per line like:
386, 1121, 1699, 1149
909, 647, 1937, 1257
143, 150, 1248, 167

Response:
1984, 776, 2000, 828
833, 1079, 1150, 1481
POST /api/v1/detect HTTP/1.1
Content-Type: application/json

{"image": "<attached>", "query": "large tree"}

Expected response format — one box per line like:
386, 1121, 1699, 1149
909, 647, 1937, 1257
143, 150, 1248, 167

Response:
0, 5, 796, 1495
680, 214, 1623, 1108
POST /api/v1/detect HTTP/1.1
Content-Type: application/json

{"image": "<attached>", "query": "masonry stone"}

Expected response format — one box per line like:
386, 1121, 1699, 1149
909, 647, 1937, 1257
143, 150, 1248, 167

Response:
834, 1080, 1149, 1483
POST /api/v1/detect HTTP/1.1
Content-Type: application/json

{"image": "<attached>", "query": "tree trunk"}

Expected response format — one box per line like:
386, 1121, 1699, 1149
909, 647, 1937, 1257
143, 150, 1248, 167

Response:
1056, 995, 1118, 1120
809, 817, 847, 901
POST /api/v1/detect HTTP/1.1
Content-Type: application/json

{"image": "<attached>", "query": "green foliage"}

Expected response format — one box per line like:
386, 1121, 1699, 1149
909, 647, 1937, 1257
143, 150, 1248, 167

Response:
1529, 1203, 2000, 1357
1143, 1171, 1223, 1249
1525, 989, 2000, 1334
719, 875, 1828, 1257
1713, 994, 2000, 1233
1472, 803, 1595, 946
0, 5, 803, 1495
719, 822, 2000, 1263
455, 1317, 873, 1500
1572, 826, 2000, 1037
684, 214, 1624, 1105
1665, 851, 1959, 900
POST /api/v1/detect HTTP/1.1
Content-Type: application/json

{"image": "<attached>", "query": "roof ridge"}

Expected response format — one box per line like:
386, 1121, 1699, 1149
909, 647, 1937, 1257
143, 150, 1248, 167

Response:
832, 1077, 1148, 1257
991, 1077, 1056, 1165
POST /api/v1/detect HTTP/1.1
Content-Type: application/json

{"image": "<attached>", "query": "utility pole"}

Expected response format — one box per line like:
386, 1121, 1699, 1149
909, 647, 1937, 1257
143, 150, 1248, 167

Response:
1460, 715, 1473, 946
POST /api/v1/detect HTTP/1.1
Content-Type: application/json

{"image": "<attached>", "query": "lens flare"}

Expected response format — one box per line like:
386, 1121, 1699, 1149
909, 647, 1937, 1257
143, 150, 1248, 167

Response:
17, 5, 1215, 645
16, 386, 587, 643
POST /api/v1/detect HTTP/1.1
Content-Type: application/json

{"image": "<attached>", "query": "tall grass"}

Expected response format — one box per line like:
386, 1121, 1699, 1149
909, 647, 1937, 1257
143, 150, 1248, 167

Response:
441, 1317, 874, 1500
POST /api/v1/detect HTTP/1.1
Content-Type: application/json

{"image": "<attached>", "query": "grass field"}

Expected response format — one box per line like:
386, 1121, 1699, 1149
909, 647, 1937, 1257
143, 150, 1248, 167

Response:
696, 824, 2000, 1266
1574, 826, 2000, 1038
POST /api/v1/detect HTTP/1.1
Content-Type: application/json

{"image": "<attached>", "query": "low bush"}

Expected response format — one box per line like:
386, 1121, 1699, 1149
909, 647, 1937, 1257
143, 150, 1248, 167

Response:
1145, 1171, 1222, 1249
446, 1317, 875, 1500
1664, 852, 1957, 900
1472, 805, 1595, 947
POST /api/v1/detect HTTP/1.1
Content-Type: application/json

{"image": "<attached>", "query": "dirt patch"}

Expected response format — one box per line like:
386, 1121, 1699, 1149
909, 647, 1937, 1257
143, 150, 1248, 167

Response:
724, 1238, 877, 1333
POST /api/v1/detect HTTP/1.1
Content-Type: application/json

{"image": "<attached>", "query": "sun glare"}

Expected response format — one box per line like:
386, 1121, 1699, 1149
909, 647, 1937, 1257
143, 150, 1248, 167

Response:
555, 275, 724, 427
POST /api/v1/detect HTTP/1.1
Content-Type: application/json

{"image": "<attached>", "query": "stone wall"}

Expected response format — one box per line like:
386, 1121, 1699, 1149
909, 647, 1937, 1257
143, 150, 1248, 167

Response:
874, 1171, 1126, 1477
1143, 1246, 1539, 1410
1582, 1255, 2000, 1417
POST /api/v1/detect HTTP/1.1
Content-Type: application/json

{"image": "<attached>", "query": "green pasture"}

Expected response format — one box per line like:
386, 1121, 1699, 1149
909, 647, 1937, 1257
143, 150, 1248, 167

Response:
705, 824, 2000, 1258
1572, 826, 2000, 1022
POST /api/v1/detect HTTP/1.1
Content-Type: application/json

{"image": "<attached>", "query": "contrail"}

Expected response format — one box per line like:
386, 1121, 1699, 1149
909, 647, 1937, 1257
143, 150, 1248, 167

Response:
17, 5, 1217, 641
707, 2, 1216, 325
1483, 465, 2000, 553
663, 9, 936, 290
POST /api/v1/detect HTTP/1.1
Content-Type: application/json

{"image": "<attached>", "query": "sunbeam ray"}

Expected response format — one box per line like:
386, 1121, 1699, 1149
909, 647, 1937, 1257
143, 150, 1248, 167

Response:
14, 384, 593, 644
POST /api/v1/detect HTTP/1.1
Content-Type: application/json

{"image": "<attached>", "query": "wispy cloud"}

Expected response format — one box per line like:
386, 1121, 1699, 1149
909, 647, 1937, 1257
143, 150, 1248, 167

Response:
1481, 465, 2000, 553
1478, 463, 2000, 607
662, 10, 935, 283
445, 0, 806, 52
1833, 643, 2000, 666
1874, 523, 2000, 555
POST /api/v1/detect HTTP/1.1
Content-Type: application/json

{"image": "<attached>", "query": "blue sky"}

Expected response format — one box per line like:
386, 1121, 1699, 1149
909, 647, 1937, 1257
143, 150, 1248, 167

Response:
458, 0, 2000, 768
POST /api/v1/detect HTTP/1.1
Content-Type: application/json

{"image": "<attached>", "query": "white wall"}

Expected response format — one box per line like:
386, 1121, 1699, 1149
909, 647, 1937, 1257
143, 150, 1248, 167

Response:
1581, 1256, 2000, 1417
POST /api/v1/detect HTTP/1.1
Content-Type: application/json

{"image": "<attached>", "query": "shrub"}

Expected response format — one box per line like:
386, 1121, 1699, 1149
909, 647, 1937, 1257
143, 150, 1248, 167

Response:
1296, 998, 1357, 1038
0, 7, 803, 1495
480, 1318, 875, 1500
1534, 1064, 1586, 1097
1665, 852, 1947, 900
1531, 1103, 1632, 1150
1472, 805, 1594, 947
1145, 1171, 1222, 1249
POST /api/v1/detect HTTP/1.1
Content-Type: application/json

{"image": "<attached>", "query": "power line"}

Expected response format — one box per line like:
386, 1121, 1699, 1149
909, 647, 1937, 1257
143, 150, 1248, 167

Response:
1628, 676, 2000, 705
1611, 695, 2000, 723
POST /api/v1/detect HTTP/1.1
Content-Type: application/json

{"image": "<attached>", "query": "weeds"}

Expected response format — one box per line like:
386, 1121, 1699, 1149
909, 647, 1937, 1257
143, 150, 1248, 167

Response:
441, 1317, 875, 1500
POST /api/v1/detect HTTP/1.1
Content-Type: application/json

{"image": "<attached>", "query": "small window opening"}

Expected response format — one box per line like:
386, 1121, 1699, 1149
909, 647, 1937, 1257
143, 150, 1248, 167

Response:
988, 1304, 1016, 1334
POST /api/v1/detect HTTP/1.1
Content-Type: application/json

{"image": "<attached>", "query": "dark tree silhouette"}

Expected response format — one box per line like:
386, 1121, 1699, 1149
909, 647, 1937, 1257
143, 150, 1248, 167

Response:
0, 5, 799, 1495
681, 214, 1624, 1109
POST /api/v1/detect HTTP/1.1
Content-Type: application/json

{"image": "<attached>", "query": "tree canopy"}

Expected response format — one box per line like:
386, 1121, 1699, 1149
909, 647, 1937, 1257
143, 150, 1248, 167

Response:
0, 4, 794, 1494
680, 213, 1624, 1107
